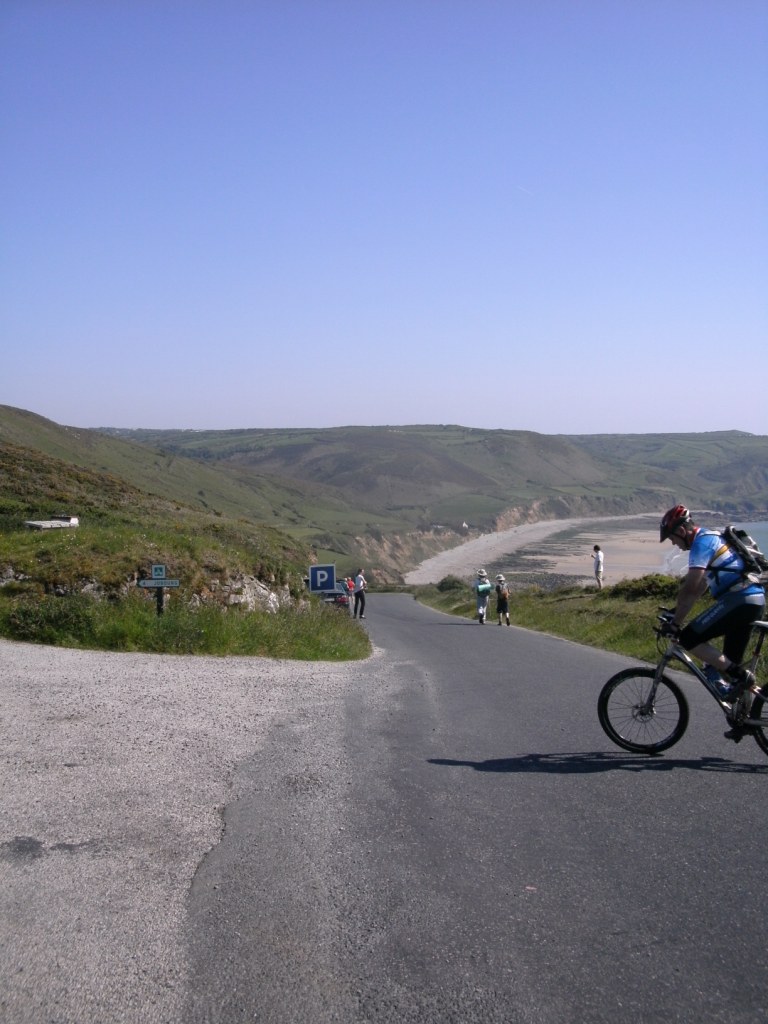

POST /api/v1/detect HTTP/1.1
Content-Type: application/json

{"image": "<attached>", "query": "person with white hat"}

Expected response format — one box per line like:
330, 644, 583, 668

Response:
472, 569, 492, 624
495, 574, 511, 626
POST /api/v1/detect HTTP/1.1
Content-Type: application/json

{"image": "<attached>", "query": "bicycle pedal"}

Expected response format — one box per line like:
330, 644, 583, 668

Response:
723, 726, 746, 743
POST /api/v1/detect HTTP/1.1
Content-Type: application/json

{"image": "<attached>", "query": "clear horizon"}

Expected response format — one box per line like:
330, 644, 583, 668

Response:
2, 2, 766, 435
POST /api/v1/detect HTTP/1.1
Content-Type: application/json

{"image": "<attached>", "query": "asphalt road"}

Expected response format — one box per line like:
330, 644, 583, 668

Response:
3, 596, 767, 1023
185, 595, 768, 1024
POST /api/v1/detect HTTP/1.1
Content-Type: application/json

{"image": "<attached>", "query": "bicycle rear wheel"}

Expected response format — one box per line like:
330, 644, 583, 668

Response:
747, 685, 768, 757
598, 668, 689, 754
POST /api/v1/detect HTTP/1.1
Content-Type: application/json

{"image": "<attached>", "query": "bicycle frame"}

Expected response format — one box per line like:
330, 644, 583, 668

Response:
652, 620, 768, 721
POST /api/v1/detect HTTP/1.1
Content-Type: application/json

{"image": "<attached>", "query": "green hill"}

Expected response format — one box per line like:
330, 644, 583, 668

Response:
566, 432, 768, 512
0, 425, 312, 601
98, 419, 768, 526
2, 405, 767, 582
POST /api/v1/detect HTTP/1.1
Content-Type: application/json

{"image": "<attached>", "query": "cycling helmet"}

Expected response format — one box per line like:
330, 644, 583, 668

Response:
659, 504, 691, 542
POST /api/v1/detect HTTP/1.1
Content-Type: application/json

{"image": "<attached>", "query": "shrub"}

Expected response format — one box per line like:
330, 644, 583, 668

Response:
5, 594, 95, 645
609, 574, 678, 602
437, 574, 466, 593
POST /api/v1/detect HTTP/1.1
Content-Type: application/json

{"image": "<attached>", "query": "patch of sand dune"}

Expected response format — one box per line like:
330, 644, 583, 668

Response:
404, 514, 675, 585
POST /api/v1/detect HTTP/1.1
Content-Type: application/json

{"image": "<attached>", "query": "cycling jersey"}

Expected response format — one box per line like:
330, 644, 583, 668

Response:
689, 529, 765, 599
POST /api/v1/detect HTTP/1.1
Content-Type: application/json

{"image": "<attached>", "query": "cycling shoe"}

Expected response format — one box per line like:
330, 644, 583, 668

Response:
725, 666, 756, 699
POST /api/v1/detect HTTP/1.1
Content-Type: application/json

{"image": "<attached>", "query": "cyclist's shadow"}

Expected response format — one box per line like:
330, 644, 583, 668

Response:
428, 751, 768, 774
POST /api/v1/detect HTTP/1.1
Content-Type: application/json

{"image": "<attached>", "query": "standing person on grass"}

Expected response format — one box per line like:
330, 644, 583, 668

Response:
593, 545, 604, 589
495, 574, 511, 626
353, 568, 367, 619
658, 504, 765, 742
472, 569, 492, 624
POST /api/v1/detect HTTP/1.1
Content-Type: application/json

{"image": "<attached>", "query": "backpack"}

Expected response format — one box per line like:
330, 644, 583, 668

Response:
716, 526, 768, 585
497, 583, 509, 599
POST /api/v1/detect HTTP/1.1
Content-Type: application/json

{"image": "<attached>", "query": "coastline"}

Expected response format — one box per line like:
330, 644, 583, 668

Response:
404, 514, 668, 586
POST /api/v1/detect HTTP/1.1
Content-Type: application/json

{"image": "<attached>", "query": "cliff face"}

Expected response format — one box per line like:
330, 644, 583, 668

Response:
492, 493, 665, 531
349, 527, 469, 585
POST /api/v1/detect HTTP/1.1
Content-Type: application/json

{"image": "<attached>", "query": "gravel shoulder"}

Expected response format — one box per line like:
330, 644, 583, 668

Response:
0, 638, 369, 1024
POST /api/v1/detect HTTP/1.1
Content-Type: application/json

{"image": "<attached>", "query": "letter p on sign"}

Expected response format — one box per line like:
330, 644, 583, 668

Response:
309, 565, 336, 592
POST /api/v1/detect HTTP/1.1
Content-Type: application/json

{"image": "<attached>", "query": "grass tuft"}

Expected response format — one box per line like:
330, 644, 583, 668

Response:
0, 590, 370, 660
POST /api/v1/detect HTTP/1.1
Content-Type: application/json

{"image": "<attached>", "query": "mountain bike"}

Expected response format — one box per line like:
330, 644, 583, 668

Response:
597, 611, 768, 756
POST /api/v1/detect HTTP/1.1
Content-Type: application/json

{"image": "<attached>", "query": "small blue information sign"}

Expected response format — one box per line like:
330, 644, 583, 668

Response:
309, 564, 336, 593
138, 570, 179, 617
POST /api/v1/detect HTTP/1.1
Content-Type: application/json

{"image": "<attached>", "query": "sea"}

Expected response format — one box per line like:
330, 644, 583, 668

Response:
736, 521, 768, 556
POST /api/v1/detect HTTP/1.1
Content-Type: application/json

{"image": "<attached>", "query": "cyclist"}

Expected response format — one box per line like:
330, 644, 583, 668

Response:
659, 504, 765, 740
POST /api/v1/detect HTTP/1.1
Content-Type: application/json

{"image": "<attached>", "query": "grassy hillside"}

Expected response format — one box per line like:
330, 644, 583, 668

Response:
0, 427, 376, 658
3, 406, 767, 581
99, 424, 606, 509
100, 420, 768, 530
98, 422, 667, 529
0, 406, 316, 522
0, 437, 311, 594
0, 408, 420, 559
567, 432, 768, 512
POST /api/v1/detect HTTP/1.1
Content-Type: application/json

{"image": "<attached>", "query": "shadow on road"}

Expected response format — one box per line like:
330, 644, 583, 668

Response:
428, 751, 768, 774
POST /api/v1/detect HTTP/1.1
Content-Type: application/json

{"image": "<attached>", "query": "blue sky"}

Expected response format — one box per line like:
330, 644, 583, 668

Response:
2, 1, 767, 434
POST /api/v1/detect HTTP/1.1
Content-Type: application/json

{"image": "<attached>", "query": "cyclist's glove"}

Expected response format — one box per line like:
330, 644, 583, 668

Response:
659, 618, 681, 640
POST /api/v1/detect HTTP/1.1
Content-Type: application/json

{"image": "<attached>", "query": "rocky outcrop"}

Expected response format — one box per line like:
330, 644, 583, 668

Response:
192, 575, 289, 614
0, 564, 292, 614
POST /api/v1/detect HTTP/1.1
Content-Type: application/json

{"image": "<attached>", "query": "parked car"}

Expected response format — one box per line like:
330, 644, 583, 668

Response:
321, 582, 352, 612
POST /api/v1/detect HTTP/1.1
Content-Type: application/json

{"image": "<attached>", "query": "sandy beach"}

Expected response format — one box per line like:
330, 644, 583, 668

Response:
404, 514, 679, 586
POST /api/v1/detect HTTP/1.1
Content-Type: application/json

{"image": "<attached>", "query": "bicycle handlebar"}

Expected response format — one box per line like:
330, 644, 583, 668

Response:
655, 607, 680, 645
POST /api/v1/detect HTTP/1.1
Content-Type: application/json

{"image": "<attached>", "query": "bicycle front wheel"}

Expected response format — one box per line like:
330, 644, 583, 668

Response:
598, 668, 689, 754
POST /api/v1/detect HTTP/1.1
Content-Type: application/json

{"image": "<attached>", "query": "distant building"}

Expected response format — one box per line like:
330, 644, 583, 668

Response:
24, 515, 80, 530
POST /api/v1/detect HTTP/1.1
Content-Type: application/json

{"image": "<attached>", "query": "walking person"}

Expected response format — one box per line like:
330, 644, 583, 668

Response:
593, 545, 604, 589
472, 569, 492, 624
353, 568, 367, 619
495, 574, 511, 626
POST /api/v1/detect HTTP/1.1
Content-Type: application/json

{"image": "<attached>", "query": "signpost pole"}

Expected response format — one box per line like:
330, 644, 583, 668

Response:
137, 566, 179, 614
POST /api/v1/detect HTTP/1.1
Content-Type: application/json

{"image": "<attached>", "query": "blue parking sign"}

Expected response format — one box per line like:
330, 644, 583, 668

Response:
309, 564, 336, 592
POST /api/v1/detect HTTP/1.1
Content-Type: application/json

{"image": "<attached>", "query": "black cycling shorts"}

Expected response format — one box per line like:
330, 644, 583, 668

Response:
679, 591, 765, 664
